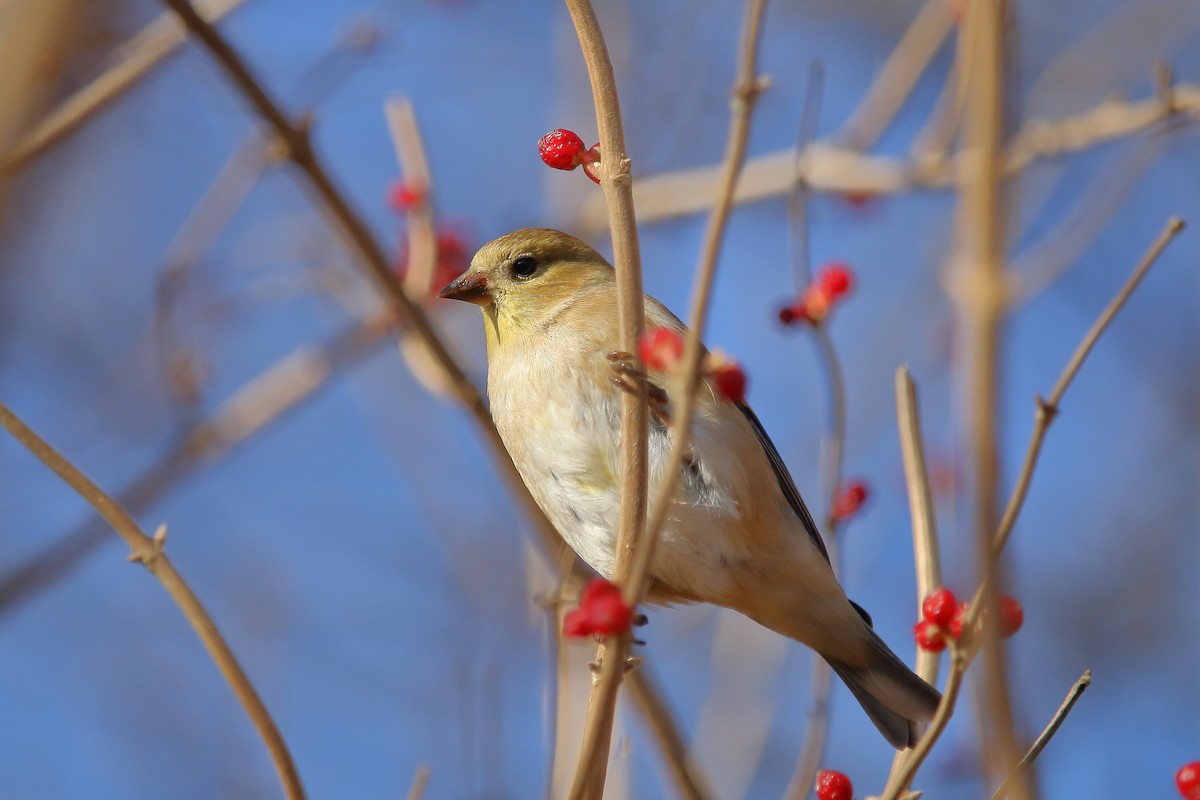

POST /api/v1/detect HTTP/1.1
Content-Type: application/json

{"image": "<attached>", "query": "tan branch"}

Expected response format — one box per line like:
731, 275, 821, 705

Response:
834, 0, 954, 151
0, 402, 305, 800
564, 0, 767, 795
0, 0, 253, 173
404, 764, 431, 800
0, 320, 393, 616
883, 366, 944, 789
559, 0, 650, 794
990, 670, 1092, 800
155, 0, 565, 563
878, 216, 1185, 799
577, 84, 1200, 228
626, 667, 714, 800
784, 329, 849, 798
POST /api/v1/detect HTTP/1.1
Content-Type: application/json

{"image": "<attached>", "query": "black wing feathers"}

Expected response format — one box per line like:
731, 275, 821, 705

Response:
736, 403, 830, 564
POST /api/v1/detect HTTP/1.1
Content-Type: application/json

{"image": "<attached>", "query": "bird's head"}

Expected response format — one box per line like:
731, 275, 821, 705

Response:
438, 228, 613, 346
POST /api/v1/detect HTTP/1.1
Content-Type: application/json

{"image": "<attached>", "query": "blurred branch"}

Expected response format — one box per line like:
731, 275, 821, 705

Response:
626, 666, 714, 800
1010, 137, 1163, 304
404, 764, 431, 800
950, 2, 1024, 791
578, 83, 1200, 227
833, 0, 953, 152
0, 320, 394, 616
383, 96, 456, 399
884, 366, 943, 788
879, 216, 1185, 800
156, 0, 567, 563
784, 330, 847, 799
560, 0, 650, 792
990, 670, 1092, 800
0, 402, 305, 800
0, 0, 253, 173
155, 134, 268, 406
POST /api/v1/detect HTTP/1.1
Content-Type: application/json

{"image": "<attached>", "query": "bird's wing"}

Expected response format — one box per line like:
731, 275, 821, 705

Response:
736, 403, 831, 564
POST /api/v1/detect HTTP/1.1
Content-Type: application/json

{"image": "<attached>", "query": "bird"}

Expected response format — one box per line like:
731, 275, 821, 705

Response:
438, 228, 941, 748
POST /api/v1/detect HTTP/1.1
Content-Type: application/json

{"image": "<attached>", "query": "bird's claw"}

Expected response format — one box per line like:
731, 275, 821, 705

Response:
606, 352, 672, 424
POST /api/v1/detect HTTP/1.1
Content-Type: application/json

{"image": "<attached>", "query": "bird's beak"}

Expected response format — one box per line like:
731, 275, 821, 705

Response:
436, 271, 490, 305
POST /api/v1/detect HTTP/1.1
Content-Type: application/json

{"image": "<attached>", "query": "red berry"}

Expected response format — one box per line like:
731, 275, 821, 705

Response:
831, 481, 868, 521
842, 190, 875, 209
562, 579, 633, 639
538, 129, 586, 170
814, 769, 853, 800
709, 361, 747, 404
817, 262, 855, 299
388, 180, 426, 210
922, 588, 959, 628
639, 327, 684, 371
562, 608, 593, 638
949, 601, 971, 639
1177, 762, 1200, 797
998, 595, 1024, 638
913, 619, 947, 652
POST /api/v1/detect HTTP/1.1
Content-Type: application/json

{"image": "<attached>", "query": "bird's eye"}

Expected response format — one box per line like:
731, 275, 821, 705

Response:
511, 256, 539, 279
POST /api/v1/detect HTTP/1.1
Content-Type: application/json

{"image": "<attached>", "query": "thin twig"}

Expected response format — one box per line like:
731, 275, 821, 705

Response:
0, 320, 394, 616
783, 329, 846, 800
0, 0, 253, 173
559, 0, 649, 795
577, 84, 1200, 227
971, 217, 1185, 603
626, 666, 714, 800
0, 402, 305, 800
990, 670, 1092, 800
884, 366, 944, 789
564, 1, 768, 795
878, 217, 1185, 799
404, 763, 431, 800
834, 0, 954, 152
156, 0, 565, 563
1011, 138, 1164, 304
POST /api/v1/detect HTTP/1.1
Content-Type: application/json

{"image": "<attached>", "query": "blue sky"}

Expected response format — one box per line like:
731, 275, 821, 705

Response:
1, 0, 1197, 797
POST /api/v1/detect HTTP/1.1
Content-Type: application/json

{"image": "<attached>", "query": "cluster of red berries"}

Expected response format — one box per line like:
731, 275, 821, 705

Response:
914, 588, 1024, 652
563, 578, 634, 638
779, 262, 856, 326
638, 327, 748, 404
815, 769, 852, 800
537, 129, 602, 184
831, 480, 869, 522
1179, 762, 1200, 799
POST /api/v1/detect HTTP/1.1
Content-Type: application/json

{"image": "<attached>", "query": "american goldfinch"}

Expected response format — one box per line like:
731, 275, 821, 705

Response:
439, 228, 940, 748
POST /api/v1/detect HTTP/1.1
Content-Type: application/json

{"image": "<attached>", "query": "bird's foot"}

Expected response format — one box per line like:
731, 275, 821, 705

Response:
606, 352, 672, 424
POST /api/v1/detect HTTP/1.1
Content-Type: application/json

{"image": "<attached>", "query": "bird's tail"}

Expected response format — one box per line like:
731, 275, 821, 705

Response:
827, 626, 942, 749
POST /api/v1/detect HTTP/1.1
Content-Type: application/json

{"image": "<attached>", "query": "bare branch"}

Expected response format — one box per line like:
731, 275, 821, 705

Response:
404, 764, 431, 800
0, 0, 253, 173
990, 671, 1092, 800
559, 0, 649, 794
0, 402, 305, 800
626, 667, 714, 800
577, 83, 1200, 228
564, 0, 767, 795
0, 320, 393, 616
155, 0, 565, 563
879, 216, 1185, 799
834, 0, 954, 151
883, 366, 944, 790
